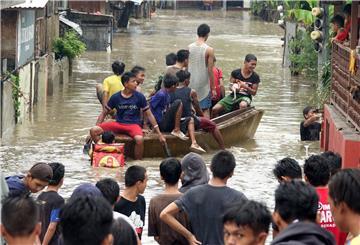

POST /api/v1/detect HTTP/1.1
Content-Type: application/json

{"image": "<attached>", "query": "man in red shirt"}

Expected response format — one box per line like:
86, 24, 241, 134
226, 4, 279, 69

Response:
304, 155, 347, 245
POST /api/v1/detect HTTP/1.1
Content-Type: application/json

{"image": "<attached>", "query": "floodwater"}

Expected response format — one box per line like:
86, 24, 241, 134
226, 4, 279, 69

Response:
1, 9, 320, 244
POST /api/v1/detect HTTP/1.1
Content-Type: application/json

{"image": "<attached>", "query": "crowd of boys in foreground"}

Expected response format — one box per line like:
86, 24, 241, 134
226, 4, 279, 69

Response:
1, 150, 360, 245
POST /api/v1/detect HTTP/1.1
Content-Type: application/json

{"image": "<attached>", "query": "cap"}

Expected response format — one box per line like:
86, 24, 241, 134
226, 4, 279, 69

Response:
29, 162, 53, 182
70, 183, 102, 201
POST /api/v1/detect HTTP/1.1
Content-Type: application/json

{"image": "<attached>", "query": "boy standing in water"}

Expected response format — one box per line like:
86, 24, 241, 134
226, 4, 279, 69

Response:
90, 72, 166, 160
300, 106, 321, 141
188, 23, 216, 118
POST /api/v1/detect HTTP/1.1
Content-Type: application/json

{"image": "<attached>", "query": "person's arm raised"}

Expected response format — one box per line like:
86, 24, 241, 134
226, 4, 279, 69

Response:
160, 202, 201, 245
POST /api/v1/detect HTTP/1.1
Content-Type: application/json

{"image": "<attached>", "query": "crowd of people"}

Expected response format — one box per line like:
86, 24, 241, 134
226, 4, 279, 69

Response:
85, 23, 261, 159
1, 150, 360, 245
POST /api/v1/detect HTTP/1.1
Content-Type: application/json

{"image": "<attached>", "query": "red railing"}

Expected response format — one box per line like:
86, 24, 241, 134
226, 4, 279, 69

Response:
331, 42, 360, 131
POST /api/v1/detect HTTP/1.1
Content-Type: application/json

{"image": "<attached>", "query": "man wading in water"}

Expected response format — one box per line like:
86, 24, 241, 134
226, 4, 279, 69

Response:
188, 23, 216, 118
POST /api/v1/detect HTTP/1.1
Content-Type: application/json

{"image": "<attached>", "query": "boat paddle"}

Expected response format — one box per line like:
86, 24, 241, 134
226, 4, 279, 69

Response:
163, 142, 172, 158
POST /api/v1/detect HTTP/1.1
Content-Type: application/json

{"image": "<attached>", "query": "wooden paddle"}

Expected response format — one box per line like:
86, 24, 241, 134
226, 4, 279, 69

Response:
163, 142, 172, 158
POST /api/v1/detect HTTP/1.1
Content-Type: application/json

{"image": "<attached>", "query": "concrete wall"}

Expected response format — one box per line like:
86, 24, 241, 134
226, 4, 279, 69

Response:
0, 55, 70, 140
321, 104, 360, 168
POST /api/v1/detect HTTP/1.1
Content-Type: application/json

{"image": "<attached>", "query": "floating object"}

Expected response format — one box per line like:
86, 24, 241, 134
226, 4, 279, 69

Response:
92, 143, 125, 168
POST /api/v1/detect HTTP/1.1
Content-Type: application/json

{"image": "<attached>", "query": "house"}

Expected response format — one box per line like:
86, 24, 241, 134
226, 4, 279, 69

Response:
321, 2, 360, 168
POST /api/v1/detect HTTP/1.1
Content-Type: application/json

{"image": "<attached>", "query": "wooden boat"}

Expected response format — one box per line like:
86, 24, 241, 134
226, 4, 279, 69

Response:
115, 107, 264, 158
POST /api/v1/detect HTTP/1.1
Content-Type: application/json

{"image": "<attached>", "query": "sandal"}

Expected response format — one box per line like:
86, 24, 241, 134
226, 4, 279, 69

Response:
171, 130, 189, 141
189, 144, 206, 154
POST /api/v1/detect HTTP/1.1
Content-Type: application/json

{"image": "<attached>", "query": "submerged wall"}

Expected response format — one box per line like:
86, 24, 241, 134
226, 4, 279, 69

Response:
0, 55, 70, 141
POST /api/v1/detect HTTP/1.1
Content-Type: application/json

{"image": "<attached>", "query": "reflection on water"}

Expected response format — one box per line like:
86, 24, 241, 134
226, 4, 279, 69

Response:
0, 9, 320, 244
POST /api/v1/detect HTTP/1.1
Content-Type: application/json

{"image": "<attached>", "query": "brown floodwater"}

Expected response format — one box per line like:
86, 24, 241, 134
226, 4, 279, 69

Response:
0, 9, 320, 244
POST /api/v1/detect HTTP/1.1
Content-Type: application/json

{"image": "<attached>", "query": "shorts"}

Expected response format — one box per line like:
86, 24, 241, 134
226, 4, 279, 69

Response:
179, 116, 201, 134
99, 121, 143, 138
199, 117, 216, 133
218, 94, 252, 113
159, 100, 181, 132
199, 93, 212, 110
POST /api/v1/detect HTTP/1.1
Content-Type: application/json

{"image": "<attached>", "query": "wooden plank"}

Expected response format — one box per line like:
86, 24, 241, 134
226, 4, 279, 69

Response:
350, 1, 359, 49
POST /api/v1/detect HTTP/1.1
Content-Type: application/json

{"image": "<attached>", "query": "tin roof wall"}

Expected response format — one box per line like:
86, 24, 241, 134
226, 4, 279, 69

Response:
9, 0, 49, 9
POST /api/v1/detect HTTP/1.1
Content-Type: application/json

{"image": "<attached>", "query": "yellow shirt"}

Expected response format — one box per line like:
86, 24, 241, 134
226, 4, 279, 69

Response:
103, 75, 124, 98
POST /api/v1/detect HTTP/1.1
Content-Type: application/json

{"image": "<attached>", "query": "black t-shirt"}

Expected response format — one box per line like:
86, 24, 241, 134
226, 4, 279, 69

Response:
114, 195, 146, 239
300, 121, 321, 141
37, 191, 65, 245
175, 184, 247, 245
231, 68, 260, 98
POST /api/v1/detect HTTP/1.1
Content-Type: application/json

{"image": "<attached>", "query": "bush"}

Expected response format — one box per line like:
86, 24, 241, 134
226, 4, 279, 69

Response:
289, 29, 318, 76
53, 31, 86, 60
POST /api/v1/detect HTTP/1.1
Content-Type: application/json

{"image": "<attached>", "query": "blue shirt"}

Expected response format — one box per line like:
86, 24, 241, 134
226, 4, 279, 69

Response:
108, 91, 148, 125
5, 175, 29, 197
150, 89, 170, 124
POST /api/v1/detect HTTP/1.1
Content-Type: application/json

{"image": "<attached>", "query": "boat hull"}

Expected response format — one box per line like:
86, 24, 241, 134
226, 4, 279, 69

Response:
115, 107, 264, 158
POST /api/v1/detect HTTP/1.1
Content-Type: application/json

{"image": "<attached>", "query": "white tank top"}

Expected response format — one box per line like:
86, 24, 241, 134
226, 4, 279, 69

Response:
188, 42, 210, 101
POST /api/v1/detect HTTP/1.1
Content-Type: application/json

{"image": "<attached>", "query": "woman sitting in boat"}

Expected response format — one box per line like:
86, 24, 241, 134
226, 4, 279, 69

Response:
150, 74, 206, 154
90, 72, 166, 160
211, 54, 260, 118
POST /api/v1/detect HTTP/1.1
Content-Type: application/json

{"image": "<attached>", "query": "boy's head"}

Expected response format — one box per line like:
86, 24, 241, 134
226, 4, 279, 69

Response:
112, 217, 138, 245
244, 54, 257, 72
273, 180, 318, 230
96, 178, 120, 206
102, 131, 115, 144
331, 15, 345, 32
230, 69, 241, 83
163, 74, 179, 91
166, 52, 177, 66
343, 4, 351, 18
211, 150, 236, 180
125, 165, 147, 194
197, 23, 210, 39
328, 169, 360, 233
1, 196, 41, 243
160, 158, 182, 186
321, 151, 342, 176
131, 66, 146, 85
112, 60, 125, 76
48, 162, 65, 186
273, 157, 302, 183
304, 155, 330, 187
60, 196, 113, 245
176, 70, 191, 85
223, 200, 271, 245
177, 49, 190, 67
70, 183, 103, 201
26, 162, 53, 193
302, 106, 316, 119
121, 72, 138, 91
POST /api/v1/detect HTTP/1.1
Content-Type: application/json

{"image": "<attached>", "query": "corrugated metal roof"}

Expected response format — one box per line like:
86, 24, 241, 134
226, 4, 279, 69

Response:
59, 15, 83, 36
9, 0, 49, 9
0, 1, 26, 10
